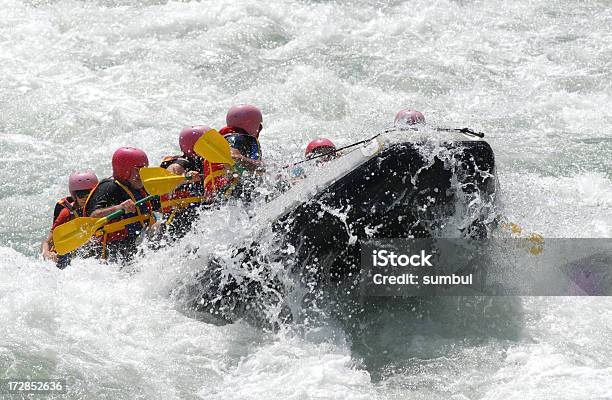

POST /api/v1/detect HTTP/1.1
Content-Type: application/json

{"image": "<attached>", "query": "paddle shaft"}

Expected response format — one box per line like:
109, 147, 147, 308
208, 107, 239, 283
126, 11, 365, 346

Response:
383, 126, 484, 137
435, 127, 485, 138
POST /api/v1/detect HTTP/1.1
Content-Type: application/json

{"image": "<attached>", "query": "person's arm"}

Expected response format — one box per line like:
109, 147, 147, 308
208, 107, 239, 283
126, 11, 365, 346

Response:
41, 231, 58, 262
88, 200, 136, 218
230, 148, 264, 172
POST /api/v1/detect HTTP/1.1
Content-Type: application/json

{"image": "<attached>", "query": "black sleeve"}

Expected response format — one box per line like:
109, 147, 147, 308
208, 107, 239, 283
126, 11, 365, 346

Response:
85, 180, 126, 216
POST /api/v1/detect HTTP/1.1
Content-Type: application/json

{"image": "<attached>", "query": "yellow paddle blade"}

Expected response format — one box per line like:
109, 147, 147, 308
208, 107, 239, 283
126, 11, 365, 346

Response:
140, 167, 187, 196
52, 217, 105, 255
193, 129, 235, 166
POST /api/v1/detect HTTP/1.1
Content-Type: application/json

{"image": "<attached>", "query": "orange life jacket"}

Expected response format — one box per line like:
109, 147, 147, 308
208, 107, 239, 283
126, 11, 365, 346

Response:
202, 159, 231, 197
53, 196, 80, 223
50, 197, 85, 264
159, 155, 209, 213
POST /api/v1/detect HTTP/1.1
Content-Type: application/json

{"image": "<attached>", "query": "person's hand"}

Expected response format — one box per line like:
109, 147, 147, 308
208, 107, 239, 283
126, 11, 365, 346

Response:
229, 148, 264, 172
230, 148, 243, 161
146, 222, 164, 238
119, 199, 136, 213
42, 249, 59, 263
186, 171, 201, 182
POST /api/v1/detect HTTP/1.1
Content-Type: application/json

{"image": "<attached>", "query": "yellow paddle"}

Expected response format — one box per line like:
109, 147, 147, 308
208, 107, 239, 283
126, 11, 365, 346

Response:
52, 195, 157, 256
193, 128, 235, 166
140, 167, 191, 196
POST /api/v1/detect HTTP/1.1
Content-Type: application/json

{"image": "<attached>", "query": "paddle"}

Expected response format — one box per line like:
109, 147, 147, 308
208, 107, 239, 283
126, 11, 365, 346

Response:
435, 127, 485, 138
384, 126, 485, 138
52, 195, 157, 256
193, 128, 235, 166
140, 167, 192, 196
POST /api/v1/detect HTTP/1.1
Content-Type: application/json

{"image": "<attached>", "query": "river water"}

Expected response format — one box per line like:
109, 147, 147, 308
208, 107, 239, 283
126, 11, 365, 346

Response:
1, 0, 611, 399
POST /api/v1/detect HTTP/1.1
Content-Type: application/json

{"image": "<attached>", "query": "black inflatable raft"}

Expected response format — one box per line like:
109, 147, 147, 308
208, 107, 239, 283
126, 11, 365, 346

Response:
179, 132, 498, 325
275, 136, 496, 279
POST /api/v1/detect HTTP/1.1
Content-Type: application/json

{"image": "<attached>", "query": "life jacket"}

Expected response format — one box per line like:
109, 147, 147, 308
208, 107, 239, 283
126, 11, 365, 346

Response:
83, 179, 156, 259
203, 159, 231, 197
53, 196, 80, 223
50, 197, 84, 266
159, 155, 208, 213
202, 126, 263, 197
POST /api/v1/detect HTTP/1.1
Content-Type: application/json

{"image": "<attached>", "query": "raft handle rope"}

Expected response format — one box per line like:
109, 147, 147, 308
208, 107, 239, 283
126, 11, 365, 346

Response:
289, 126, 483, 167
289, 133, 382, 167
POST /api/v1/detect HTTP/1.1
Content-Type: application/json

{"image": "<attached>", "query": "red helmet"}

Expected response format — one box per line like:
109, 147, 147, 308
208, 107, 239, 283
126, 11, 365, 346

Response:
305, 138, 336, 158
226, 104, 263, 137
112, 147, 149, 181
179, 125, 210, 156
68, 170, 98, 198
394, 109, 425, 128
